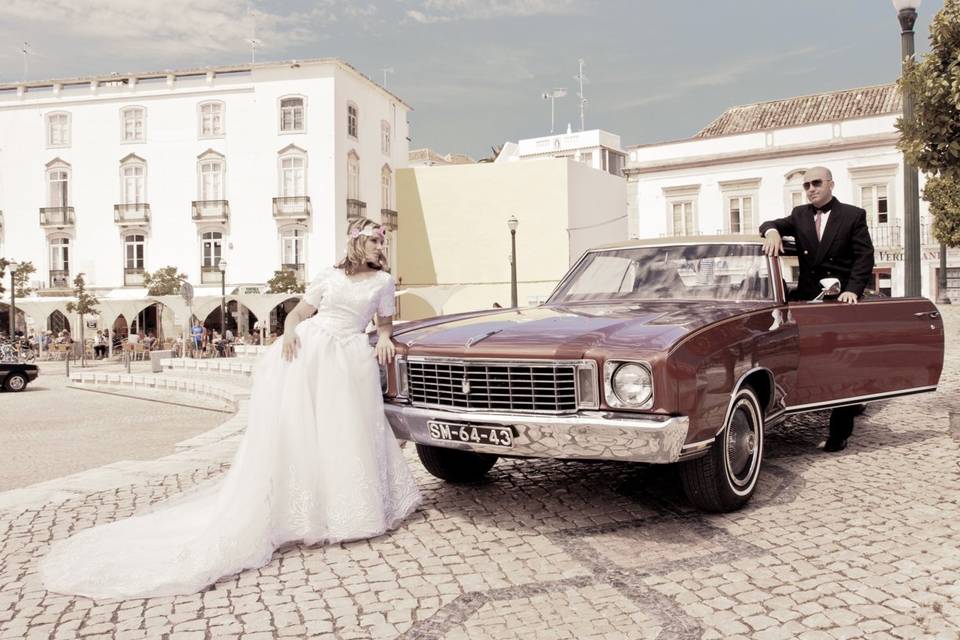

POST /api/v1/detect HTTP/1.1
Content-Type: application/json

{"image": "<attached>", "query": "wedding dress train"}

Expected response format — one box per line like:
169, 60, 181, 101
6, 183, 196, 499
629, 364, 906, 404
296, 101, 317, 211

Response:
40, 267, 422, 599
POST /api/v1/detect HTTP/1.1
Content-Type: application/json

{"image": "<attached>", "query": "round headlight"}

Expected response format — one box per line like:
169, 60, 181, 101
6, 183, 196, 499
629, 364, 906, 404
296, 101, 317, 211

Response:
611, 363, 652, 406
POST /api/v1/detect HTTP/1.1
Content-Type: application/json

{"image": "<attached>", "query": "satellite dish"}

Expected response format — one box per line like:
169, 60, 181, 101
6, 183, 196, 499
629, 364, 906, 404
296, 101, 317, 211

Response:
180, 280, 194, 305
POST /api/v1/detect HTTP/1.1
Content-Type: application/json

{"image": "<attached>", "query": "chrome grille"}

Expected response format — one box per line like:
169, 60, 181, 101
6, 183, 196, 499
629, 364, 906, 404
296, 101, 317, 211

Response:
406, 359, 579, 413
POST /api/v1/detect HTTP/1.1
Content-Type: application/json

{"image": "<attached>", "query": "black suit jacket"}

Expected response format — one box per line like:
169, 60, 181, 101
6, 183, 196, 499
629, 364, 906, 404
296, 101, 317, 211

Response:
759, 197, 875, 300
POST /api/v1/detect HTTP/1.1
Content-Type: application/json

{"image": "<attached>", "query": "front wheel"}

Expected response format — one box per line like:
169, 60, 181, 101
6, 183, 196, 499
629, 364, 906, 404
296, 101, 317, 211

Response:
415, 444, 498, 483
680, 386, 764, 512
4, 373, 28, 392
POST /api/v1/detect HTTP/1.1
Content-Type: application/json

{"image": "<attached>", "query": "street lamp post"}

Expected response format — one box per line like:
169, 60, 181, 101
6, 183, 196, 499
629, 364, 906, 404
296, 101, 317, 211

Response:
508, 216, 519, 308
218, 259, 227, 336
894, 0, 923, 297
8, 262, 18, 339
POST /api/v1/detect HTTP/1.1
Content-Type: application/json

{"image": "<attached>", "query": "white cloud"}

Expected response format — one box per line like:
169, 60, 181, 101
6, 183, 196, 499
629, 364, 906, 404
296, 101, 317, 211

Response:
0, 0, 337, 61
405, 0, 587, 24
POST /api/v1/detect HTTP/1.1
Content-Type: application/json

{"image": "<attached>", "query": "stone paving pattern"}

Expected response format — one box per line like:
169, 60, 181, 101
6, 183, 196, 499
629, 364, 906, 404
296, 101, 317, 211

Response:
1, 308, 958, 639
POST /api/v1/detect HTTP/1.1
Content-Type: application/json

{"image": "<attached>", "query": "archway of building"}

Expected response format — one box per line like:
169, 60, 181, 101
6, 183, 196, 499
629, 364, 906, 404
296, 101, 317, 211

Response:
268, 299, 300, 336
48, 310, 71, 336
112, 315, 129, 343
0, 302, 26, 337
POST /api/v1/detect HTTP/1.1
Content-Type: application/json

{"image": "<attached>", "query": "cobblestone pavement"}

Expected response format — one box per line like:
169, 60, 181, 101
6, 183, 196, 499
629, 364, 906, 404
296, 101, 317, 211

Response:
1, 361, 230, 491
1, 308, 958, 639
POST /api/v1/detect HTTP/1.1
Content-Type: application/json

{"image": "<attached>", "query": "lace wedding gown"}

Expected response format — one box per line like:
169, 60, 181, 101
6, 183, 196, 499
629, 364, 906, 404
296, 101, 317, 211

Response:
40, 267, 423, 599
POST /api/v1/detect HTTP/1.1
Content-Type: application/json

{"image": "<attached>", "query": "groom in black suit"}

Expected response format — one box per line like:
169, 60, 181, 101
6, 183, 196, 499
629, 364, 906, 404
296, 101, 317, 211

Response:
759, 166, 875, 452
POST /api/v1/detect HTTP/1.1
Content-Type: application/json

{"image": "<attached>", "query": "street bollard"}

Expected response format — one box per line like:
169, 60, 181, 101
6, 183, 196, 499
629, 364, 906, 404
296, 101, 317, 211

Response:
65, 351, 70, 377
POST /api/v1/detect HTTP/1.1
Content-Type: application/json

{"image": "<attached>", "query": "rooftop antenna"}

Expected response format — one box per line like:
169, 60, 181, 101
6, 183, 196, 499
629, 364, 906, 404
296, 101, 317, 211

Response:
19, 42, 33, 81
573, 58, 588, 132
541, 88, 567, 134
247, 8, 262, 64
381, 66, 394, 88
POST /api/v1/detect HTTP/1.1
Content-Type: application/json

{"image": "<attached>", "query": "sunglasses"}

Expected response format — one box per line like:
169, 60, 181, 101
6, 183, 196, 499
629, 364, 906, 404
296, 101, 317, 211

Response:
802, 179, 828, 190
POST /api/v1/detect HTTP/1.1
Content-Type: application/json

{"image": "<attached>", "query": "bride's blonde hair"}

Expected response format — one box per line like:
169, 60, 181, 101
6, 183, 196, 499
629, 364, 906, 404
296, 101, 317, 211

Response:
335, 217, 389, 275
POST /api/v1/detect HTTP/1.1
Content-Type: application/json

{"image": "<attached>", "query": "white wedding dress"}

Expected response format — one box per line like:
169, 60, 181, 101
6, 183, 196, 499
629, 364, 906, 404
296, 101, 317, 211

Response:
40, 267, 423, 599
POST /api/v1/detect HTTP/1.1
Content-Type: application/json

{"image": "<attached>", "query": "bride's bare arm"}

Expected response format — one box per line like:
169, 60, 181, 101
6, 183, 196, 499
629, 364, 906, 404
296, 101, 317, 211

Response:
281, 300, 317, 362
374, 315, 395, 365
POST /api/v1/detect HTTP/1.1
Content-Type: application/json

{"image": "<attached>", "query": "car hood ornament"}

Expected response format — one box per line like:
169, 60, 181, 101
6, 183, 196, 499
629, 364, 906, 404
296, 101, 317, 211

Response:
464, 328, 503, 348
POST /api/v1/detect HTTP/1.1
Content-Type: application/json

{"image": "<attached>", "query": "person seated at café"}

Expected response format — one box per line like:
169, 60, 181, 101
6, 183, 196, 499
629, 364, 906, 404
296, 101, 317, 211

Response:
212, 329, 225, 357
93, 330, 108, 359
144, 331, 156, 349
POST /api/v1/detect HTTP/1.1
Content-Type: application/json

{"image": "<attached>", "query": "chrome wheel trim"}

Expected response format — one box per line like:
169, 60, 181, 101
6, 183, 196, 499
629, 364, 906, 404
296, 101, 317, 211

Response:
722, 393, 762, 494
8, 375, 26, 391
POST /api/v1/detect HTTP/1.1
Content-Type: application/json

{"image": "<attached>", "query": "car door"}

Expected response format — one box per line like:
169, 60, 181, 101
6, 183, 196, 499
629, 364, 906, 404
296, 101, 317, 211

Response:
787, 298, 944, 409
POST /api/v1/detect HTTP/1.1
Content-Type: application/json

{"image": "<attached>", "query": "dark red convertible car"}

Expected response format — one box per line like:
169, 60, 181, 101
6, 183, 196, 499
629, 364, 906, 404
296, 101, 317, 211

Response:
381, 236, 944, 512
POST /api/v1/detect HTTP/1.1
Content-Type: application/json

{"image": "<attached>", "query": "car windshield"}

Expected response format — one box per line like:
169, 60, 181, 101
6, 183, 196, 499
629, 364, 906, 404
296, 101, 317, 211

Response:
549, 243, 772, 303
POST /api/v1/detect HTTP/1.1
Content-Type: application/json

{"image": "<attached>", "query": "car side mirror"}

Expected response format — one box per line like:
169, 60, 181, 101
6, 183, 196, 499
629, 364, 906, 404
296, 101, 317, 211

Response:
811, 277, 842, 302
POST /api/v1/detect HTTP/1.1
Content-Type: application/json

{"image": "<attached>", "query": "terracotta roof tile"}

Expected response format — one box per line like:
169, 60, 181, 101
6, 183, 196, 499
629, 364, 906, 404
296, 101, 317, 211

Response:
695, 84, 901, 138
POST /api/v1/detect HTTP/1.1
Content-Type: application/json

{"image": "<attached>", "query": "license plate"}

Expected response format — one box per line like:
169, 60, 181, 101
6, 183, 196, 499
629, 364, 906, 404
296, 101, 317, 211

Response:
428, 421, 514, 448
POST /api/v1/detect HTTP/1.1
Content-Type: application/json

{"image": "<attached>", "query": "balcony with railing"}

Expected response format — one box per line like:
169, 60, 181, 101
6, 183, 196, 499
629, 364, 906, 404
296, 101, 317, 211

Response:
114, 203, 151, 226
869, 223, 938, 249
192, 200, 230, 222
201, 265, 225, 285
49, 270, 70, 289
381, 208, 398, 231
282, 263, 306, 285
346, 199, 367, 221
124, 267, 145, 287
869, 225, 901, 249
40, 207, 76, 228
273, 196, 312, 221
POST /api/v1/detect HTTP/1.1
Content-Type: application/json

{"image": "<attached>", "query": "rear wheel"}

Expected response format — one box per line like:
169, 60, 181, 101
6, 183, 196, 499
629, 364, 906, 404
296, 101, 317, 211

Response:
416, 444, 498, 483
680, 386, 764, 512
5, 373, 28, 392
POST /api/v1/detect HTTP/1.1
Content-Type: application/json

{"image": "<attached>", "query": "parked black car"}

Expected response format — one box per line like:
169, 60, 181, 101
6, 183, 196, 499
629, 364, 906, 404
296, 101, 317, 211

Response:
0, 363, 39, 392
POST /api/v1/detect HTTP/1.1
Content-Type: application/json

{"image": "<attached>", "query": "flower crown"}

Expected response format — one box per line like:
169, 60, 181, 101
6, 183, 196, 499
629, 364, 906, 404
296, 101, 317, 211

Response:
350, 226, 386, 239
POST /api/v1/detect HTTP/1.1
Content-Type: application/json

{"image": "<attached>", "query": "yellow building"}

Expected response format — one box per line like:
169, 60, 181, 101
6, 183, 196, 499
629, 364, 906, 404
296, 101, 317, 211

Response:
396, 157, 626, 319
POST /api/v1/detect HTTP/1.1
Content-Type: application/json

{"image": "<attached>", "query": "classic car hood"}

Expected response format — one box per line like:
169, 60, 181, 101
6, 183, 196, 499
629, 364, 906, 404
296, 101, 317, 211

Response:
394, 300, 773, 359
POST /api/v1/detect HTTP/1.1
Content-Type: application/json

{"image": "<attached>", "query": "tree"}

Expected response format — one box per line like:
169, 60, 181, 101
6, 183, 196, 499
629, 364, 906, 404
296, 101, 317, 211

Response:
65, 273, 100, 367
924, 174, 960, 247
0, 259, 37, 298
896, 0, 960, 245
266, 269, 305, 294
143, 266, 187, 296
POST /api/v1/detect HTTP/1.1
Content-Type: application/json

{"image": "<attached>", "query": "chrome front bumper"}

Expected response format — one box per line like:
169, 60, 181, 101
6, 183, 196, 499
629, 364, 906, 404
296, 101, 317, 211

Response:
384, 404, 689, 464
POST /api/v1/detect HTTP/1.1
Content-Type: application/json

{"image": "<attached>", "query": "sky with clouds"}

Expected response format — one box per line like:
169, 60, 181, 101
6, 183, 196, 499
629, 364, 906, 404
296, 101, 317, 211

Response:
0, 0, 944, 158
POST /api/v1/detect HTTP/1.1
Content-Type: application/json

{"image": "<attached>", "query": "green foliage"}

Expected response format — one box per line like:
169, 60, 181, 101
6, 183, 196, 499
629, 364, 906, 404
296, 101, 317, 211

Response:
0, 259, 36, 298
266, 269, 305, 294
896, 0, 960, 249
143, 266, 187, 296
65, 273, 100, 317
923, 174, 960, 246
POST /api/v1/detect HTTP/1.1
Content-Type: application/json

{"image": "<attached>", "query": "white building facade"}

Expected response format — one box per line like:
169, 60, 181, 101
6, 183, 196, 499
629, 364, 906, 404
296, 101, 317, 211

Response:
625, 84, 959, 299
499, 127, 627, 177
0, 58, 409, 335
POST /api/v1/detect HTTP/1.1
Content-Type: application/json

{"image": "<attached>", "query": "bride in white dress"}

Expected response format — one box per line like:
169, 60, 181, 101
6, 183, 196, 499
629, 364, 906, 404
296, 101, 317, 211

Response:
40, 218, 423, 599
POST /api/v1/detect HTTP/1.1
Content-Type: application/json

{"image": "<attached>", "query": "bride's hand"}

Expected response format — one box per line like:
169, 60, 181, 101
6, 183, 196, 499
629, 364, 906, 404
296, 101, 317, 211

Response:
375, 336, 395, 365
282, 333, 300, 362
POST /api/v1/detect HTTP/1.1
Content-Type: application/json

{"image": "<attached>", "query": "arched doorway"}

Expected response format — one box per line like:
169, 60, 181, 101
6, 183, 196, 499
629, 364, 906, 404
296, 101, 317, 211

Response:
202, 301, 237, 335
130, 303, 162, 340
113, 315, 129, 349
48, 310, 71, 336
269, 299, 299, 336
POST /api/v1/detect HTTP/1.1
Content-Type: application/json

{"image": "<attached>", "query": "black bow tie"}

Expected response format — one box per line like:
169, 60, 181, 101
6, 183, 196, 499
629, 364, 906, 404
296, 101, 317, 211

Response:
813, 205, 830, 214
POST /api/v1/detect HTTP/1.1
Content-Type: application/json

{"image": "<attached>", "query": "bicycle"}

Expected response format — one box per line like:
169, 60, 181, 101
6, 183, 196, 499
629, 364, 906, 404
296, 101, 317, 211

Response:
0, 339, 36, 363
